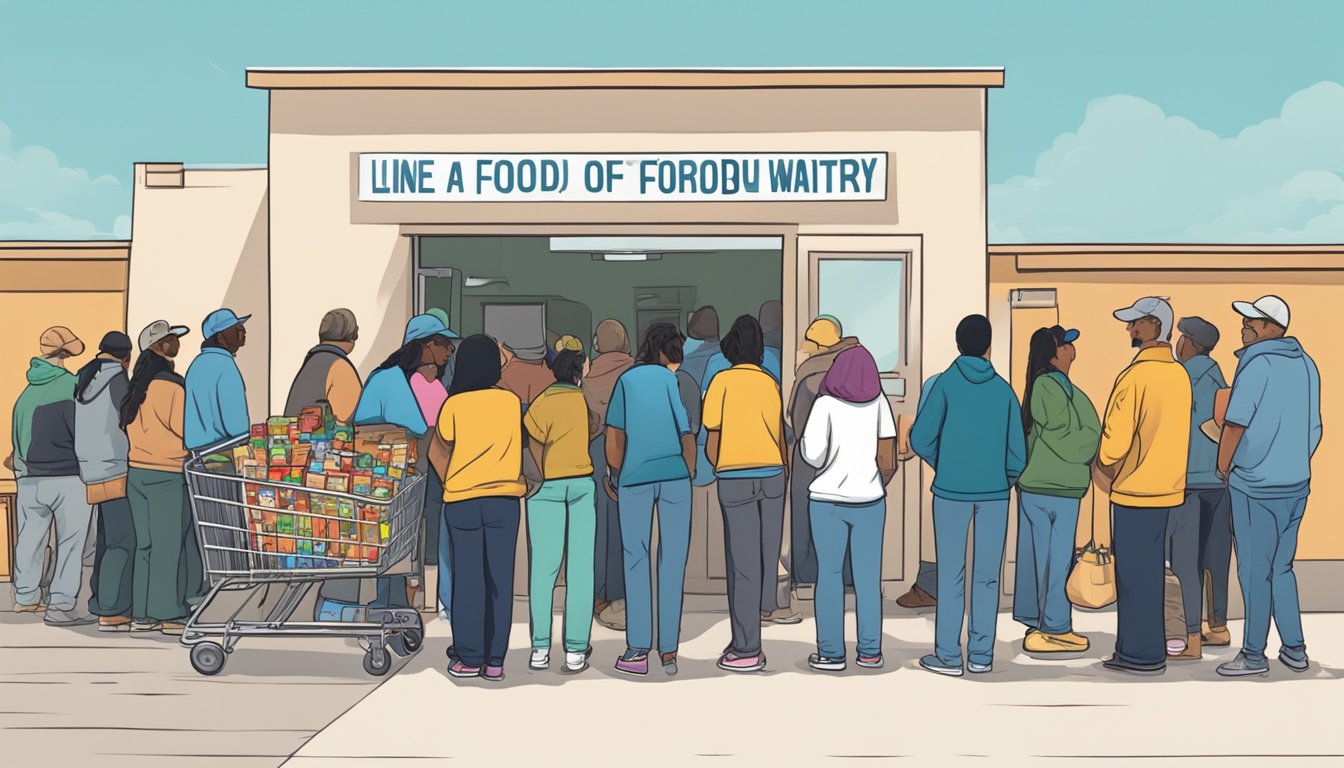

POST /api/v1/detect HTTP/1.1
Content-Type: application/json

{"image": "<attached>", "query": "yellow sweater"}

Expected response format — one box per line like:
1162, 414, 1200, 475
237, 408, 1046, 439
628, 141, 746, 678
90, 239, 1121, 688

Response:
1098, 345, 1192, 508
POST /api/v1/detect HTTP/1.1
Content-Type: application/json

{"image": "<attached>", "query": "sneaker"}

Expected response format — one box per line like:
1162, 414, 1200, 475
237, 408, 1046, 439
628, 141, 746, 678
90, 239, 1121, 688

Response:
968, 661, 992, 674
530, 648, 550, 670
856, 653, 885, 669
1166, 637, 1188, 656
1024, 632, 1087, 655
1102, 655, 1166, 676
717, 650, 766, 672
98, 615, 133, 633
44, 608, 96, 627
615, 649, 649, 677
160, 622, 187, 636
1217, 652, 1270, 678
761, 608, 803, 625
130, 620, 162, 633
483, 664, 505, 681
919, 654, 963, 677
14, 601, 46, 614
438, 609, 450, 623
562, 648, 593, 674
809, 653, 847, 672
1279, 650, 1310, 673
448, 659, 482, 678
661, 652, 679, 676
1048, 631, 1090, 649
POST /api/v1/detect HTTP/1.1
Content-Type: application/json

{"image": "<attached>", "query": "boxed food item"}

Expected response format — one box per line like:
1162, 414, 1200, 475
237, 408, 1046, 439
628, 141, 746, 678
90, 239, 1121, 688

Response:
351, 472, 373, 497
332, 425, 353, 452
257, 487, 277, 509
326, 472, 350, 494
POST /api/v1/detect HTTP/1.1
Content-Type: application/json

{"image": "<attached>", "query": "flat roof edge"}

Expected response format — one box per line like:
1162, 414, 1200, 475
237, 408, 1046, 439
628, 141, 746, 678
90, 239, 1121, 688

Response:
989, 243, 1344, 255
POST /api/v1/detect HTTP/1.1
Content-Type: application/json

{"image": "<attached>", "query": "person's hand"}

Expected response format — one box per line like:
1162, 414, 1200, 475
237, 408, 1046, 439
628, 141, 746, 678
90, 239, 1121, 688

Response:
2, 454, 12, 472
604, 477, 619, 502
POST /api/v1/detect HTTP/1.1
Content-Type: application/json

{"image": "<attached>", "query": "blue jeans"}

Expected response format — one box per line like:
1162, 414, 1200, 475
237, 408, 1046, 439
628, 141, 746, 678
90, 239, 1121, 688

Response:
1230, 490, 1308, 664
810, 498, 885, 659
438, 512, 452, 618
618, 479, 692, 655
1012, 492, 1080, 635
932, 497, 1009, 667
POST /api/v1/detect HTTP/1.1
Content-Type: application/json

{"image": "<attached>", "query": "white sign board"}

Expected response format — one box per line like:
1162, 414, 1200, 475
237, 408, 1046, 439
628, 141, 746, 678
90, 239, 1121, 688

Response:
357, 152, 887, 203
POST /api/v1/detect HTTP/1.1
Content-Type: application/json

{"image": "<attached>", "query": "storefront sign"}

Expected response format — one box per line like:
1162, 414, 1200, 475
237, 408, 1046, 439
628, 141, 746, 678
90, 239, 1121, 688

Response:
357, 152, 886, 203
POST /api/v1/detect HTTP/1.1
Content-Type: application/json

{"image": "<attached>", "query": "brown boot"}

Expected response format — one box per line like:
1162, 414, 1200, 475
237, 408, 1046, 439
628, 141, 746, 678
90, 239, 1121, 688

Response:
896, 584, 936, 609
1169, 632, 1202, 661
1202, 620, 1232, 647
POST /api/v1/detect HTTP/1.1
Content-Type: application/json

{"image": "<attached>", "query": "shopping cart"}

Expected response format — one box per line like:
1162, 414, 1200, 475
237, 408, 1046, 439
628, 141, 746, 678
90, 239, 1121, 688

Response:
181, 437, 425, 677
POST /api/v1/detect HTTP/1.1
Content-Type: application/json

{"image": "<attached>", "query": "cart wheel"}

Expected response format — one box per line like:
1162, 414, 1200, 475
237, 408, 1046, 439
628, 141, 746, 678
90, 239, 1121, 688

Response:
388, 629, 424, 657
190, 642, 227, 676
364, 646, 392, 676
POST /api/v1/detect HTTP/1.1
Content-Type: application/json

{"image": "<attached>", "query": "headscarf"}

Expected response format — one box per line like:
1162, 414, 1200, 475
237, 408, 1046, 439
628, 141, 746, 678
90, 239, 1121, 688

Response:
818, 345, 881, 404
447, 335, 502, 397
594, 319, 630, 355
687, 306, 720, 341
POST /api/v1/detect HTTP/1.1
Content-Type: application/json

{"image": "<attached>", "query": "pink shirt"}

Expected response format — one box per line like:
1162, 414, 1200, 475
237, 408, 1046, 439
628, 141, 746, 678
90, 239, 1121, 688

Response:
410, 372, 449, 427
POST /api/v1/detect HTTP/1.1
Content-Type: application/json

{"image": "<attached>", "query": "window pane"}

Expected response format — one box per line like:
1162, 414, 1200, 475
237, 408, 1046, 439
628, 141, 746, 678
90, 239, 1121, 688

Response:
818, 259, 903, 372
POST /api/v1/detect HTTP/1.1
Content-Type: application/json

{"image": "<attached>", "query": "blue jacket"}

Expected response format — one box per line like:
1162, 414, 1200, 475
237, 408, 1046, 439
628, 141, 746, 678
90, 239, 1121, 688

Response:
1225, 338, 1321, 499
353, 367, 429, 438
910, 355, 1026, 502
184, 347, 250, 451
1182, 355, 1228, 489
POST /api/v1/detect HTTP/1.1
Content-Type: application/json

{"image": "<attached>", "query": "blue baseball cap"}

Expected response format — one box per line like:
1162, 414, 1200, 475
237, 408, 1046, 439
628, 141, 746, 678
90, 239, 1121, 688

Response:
1050, 325, 1080, 344
402, 313, 460, 345
201, 308, 251, 338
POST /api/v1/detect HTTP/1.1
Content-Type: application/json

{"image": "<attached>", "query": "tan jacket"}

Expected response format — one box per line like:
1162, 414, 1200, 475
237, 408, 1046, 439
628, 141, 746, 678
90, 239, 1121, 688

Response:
128, 378, 189, 472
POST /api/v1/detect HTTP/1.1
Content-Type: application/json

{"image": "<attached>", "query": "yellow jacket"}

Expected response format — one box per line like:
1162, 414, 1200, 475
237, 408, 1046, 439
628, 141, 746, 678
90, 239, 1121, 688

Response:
1098, 345, 1192, 508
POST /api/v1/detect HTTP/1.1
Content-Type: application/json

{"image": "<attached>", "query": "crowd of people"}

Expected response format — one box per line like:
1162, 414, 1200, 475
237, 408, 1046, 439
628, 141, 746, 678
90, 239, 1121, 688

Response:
6, 291, 1321, 681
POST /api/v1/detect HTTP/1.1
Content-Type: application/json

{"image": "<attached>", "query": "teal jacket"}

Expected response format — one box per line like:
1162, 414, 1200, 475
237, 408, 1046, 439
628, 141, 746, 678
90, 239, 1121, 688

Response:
1018, 372, 1101, 499
910, 355, 1026, 502
1182, 355, 1227, 489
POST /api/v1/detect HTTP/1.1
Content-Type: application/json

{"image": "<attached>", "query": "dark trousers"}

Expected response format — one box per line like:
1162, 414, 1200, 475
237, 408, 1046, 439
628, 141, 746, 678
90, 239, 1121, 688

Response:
89, 496, 135, 617
1113, 504, 1171, 668
718, 473, 787, 656
591, 434, 625, 603
445, 496, 520, 667
1193, 487, 1233, 625
1164, 497, 1202, 635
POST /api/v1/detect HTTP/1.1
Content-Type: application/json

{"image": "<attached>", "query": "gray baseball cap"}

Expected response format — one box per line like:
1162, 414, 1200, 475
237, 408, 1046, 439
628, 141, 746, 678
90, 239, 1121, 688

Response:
1114, 297, 1174, 341
1177, 316, 1220, 352
138, 320, 190, 352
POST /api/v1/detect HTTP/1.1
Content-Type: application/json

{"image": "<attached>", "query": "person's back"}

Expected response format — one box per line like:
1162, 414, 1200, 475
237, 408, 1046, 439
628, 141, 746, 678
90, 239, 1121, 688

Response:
354, 367, 428, 437
1182, 353, 1226, 489
499, 357, 553, 407
608, 364, 692, 487
184, 346, 248, 451
14, 358, 79, 478
438, 388, 526, 501
284, 344, 361, 421
74, 358, 131, 485
1227, 337, 1320, 497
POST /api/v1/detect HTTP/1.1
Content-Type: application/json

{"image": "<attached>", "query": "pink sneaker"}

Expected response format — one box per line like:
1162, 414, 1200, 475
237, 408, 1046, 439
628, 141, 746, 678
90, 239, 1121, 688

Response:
447, 660, 481, 678
615, 650, 649, 676
717, 651, 766, 672
483, 664, 505, 681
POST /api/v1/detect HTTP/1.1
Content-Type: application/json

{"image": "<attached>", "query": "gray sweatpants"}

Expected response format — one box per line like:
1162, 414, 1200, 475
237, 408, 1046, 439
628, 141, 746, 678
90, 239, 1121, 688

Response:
15, 475, 93, 611
718, 472, 787, 656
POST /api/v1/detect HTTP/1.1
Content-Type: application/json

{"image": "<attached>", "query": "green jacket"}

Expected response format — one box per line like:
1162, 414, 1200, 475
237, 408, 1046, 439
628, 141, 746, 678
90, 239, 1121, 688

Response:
1018, 371, 1101, 499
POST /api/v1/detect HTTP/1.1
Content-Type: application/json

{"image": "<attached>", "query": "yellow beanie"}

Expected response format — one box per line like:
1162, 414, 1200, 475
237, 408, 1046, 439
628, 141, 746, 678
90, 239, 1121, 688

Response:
804, 316, 842, 348
555, 334, 583, 353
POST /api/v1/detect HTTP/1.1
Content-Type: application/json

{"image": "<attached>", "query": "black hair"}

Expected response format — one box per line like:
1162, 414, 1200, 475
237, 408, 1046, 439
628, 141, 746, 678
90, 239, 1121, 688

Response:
955, 314, 993, 357
75, 358, 113, 403
550, 349, 586, 385
721, 314, 764, 366
1021, 327, 1060, 438
120, 351, 176, 430
637, 322, 685, 366
202, 335, 226, 351
375, 334, 453, 380
448, 335, 502, 397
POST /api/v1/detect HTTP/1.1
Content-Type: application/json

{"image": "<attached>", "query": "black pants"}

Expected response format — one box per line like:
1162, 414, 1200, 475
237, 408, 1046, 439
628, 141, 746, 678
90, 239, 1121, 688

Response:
445, 496, 520, 667
89, 496, 136, 617
1193, 488, 1233, 625
1113, 504, 1170, 667
591, 434, 625, 603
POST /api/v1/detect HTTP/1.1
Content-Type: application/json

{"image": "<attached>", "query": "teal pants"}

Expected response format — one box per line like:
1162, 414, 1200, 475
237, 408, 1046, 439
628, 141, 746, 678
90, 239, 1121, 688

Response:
527, 477, 597, 653
128, 468, 202, 623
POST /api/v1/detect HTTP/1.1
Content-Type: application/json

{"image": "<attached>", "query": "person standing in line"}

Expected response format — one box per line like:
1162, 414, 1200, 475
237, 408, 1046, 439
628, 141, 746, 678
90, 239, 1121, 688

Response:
606, 323, 696, 677
123, 320, 197, 635
408, 320, 459, 622
184, 308, 251, 454
583, 319, 636, 631
703, 315, 789, 673
910, 315, 1026, 677
438, 336, 527, 682
524, 348, 599, 674
1014, 326, 1101, 655
425, 308, 456, 388
283, 308, 363, 424
1166, 317, 1230, 661
800, 346, 898, 672
1215, 296, 1321, 678
498, 341, 553, 410
1096, 297, 1191, 676
9, 327, 95, 626
74, 331, 135, 632
683, 306, 723, 515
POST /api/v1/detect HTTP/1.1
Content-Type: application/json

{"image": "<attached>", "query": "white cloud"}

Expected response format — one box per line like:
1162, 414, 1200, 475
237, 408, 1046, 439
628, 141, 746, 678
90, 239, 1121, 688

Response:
990, 82, 1344, 243
0, 121, 129, 239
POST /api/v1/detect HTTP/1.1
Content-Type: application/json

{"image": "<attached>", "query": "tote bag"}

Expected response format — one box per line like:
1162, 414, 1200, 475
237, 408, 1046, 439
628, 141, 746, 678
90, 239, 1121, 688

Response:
1067, 499, 1116, 609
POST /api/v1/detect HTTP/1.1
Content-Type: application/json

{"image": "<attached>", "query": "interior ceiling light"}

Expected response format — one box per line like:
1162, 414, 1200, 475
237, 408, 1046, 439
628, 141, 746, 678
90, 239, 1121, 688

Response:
552, 236, 781, 253
595, 252, 662, 262
464, 276, 509, 287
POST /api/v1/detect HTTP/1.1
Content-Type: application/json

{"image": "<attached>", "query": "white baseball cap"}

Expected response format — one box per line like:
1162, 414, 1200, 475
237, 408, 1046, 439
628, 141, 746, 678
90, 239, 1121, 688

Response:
1114, 296, 1174, 341
1233, 295, 1290, 330
138, 320, 190, 352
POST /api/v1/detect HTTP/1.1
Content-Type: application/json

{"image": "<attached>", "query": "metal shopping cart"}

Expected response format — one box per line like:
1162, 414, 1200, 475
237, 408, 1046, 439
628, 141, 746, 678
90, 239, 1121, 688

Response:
181, 437, 425, 677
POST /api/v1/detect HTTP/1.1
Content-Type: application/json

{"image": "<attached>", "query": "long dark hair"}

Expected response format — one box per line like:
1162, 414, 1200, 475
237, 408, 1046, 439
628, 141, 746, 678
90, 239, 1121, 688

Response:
721, 314, 764, 366
448, 335, 502, 397
120, 351, 177, 429
637, 323, 684, 366
375, 334, 452, 380
1021, 327, 1060, 438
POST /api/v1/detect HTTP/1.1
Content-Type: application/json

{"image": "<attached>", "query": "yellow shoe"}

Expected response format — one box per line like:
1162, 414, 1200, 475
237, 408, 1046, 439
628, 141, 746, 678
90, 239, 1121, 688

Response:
1024, 632, 1083, 654
1048, 631, 1091, 649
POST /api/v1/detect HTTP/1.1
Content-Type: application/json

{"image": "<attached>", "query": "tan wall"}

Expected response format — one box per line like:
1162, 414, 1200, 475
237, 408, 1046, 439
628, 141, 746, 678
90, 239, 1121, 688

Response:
127, 166, 271, 420
991, 257, 1343, 561
266, 87, 989, 405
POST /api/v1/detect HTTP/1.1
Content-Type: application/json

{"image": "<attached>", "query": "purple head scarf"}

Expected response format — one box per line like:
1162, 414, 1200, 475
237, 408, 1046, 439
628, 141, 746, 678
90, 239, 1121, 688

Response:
819, 345, 882, 403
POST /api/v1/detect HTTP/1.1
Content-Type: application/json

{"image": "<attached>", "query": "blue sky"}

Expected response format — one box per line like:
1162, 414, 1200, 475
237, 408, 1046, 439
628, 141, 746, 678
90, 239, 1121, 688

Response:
2, 0, 1342, 241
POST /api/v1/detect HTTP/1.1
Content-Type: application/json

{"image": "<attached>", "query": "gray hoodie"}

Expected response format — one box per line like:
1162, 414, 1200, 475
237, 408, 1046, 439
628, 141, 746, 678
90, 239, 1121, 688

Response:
74, 358, 130, 484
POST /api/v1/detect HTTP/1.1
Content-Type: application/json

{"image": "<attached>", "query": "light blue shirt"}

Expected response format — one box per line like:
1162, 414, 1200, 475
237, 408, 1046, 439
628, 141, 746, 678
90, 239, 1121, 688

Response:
353, 368, 429, 438
606, 365, 692, 487
184, 347, 250, 451
1225, 338, 1321, 499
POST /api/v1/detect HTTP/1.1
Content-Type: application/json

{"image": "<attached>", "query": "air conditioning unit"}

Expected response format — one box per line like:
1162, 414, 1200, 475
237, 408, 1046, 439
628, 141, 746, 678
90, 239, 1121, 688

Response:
1010, 288, 1057, 309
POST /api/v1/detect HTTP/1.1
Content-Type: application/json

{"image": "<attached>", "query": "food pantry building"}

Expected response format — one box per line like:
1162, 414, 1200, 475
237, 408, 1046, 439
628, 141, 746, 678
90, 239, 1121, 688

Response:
124, 67, 1002, 595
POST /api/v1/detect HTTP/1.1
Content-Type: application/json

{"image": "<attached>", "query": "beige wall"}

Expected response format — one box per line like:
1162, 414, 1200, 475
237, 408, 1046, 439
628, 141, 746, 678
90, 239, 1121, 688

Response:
127, 166, 271, 420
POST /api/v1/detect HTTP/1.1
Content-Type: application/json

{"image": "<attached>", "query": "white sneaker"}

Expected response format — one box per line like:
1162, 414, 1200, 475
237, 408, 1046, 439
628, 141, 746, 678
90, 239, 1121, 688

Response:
530, 648, 550, 670
564, 651, 590, 674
